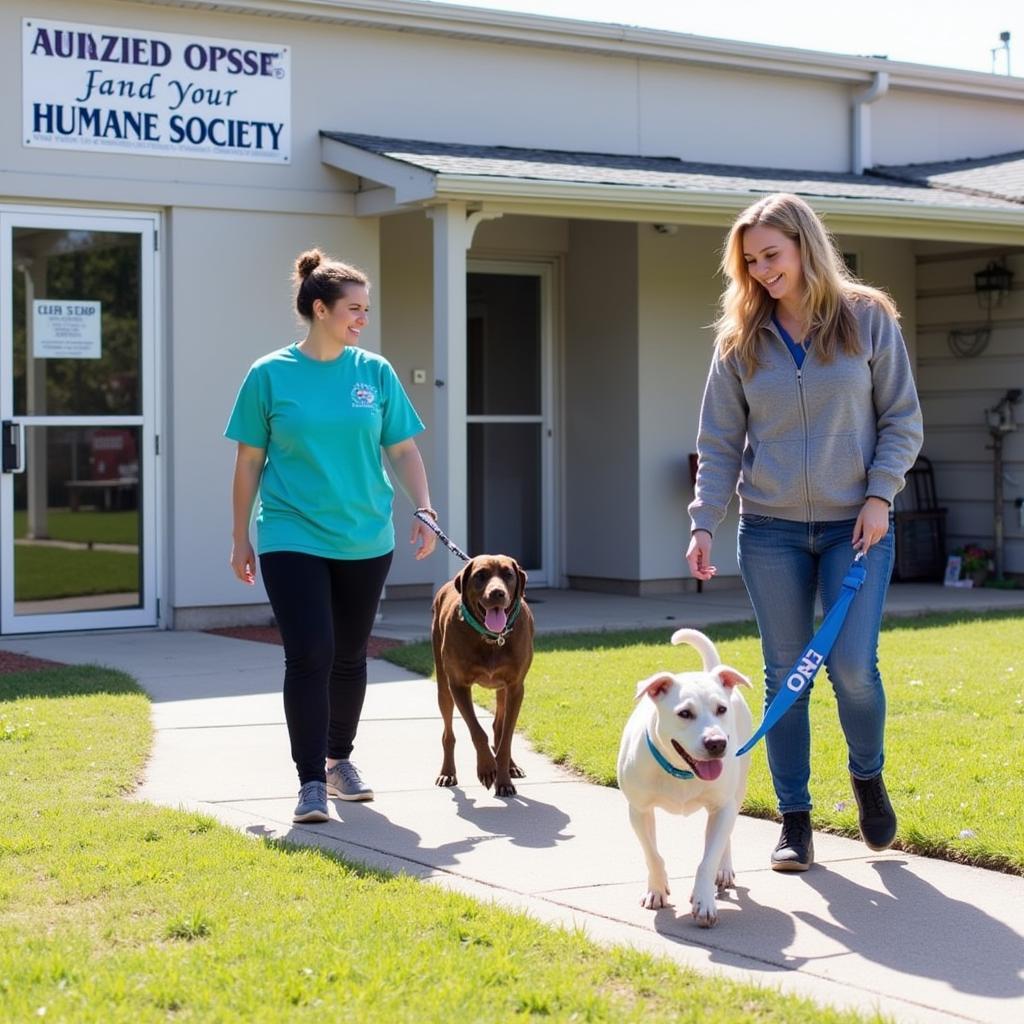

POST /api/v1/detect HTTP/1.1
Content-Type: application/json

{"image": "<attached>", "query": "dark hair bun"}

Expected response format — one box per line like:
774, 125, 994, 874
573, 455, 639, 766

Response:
295, 249, 323, 279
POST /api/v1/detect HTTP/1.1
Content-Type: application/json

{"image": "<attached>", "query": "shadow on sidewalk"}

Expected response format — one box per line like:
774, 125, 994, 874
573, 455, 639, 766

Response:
794, 860, 1024, 997
652, 886, 810, 973
252, 787, 573, 874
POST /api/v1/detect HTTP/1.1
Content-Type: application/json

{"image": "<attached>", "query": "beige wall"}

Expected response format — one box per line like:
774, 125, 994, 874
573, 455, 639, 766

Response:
564, 220, 641, 584
873, 92, 1024, 167
638, 63, 851, 172
378, 211, 436, 590
637, 223, 728, 582
169, 207, 379, 613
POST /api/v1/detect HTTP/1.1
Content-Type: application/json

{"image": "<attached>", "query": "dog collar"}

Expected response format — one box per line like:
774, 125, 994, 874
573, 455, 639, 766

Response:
645, 730, 695, 780
458, 598, 521, 647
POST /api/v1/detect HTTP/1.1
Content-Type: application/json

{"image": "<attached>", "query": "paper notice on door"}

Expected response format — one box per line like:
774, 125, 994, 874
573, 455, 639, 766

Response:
32, 300, 102, 359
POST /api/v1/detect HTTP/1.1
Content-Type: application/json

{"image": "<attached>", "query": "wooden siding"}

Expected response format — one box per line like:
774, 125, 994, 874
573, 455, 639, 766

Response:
915, 246, 1024, 574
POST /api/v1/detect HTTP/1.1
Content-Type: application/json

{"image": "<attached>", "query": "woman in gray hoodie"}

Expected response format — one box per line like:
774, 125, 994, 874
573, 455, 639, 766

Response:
687, 193, 923, 872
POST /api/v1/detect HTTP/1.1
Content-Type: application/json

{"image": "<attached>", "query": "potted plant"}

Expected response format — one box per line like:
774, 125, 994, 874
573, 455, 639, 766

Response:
954, 544, 993, 586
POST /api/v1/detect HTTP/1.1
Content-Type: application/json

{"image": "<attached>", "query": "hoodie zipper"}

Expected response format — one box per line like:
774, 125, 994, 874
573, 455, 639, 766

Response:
796, 361, 813, 521
768, 319, 814, 520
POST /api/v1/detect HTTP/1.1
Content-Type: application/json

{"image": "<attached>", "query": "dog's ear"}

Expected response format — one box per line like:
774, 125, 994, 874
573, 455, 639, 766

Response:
635, 672, 675, 702
713, 665, 751, 689
514, 561, 528, 603
454, 558, 475, 595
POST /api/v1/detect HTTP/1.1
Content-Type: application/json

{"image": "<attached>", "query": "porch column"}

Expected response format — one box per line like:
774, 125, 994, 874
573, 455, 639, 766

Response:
427, 203, 501, 589
428, 202, 469, 589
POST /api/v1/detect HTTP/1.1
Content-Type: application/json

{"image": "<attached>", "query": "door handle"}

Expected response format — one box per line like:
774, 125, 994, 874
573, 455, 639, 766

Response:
1, 420, 24, 473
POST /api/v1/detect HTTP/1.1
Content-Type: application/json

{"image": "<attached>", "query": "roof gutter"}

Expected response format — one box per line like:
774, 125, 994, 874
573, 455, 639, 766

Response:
851, 71, 890, 175
425, 172, 1024, 241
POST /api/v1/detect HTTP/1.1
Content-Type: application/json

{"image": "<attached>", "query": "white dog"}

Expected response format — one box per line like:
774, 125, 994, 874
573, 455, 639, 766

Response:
617, 628, 752, 927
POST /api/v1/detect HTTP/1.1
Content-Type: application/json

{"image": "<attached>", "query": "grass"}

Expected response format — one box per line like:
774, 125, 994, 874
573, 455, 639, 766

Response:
14, 508, 139, 546
382, 610, 1024, 875
14, 545, 139, 601
0, 665, 887, 1023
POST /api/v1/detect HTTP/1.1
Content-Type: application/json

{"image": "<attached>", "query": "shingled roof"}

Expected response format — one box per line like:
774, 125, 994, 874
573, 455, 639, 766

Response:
322, 132, 1023, 211
874, 151, 1024, 206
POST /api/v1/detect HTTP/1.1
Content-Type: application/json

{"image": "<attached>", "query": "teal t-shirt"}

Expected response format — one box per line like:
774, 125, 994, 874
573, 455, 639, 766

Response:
225, 343, 424, 559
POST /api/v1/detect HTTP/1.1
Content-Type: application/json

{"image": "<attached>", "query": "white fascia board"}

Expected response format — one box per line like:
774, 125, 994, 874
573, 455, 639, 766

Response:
320, 136, 436, 203
135, 0, 1024, 100
429, 173, 1024, 242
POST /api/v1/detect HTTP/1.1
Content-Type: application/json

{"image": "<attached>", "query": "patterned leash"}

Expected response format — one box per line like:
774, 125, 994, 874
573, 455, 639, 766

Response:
414, 510, 470, 563
736, 551, 868, 757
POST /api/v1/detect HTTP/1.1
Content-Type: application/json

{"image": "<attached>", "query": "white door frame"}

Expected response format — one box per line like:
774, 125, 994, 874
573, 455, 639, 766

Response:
466, 258, 556, 587
0, 205, 160, 633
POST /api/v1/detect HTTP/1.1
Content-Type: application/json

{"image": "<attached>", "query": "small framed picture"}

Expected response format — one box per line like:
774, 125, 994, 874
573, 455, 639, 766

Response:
943, 555, 963, 586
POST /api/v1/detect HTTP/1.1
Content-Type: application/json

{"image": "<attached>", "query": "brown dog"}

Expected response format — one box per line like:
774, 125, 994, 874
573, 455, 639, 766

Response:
431, 554, 535, 796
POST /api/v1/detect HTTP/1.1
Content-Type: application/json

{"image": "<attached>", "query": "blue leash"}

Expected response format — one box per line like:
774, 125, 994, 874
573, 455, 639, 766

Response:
736, 551, 867, 757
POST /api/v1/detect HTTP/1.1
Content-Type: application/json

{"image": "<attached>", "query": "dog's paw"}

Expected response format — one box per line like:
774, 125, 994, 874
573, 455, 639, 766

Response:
715, 867, 736, 893
495, 781, 518, 797
434, 773, 458, 787
690, 886, 719, 928
640, 889, 670, 910
509, 762, 526, 779
476, 758, 498, 789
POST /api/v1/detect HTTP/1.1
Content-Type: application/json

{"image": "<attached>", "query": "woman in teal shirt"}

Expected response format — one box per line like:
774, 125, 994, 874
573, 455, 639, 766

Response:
226, 249, 436, 823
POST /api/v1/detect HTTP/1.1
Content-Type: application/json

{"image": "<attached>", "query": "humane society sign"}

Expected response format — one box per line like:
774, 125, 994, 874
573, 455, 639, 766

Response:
22, 19, 290, 163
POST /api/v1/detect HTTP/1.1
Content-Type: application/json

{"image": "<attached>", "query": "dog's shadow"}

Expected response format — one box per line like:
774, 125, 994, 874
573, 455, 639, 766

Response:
653, 886, 809, 972
446, 786, 574, 850
248, 785, 573, 876
795, 859, 1024, 997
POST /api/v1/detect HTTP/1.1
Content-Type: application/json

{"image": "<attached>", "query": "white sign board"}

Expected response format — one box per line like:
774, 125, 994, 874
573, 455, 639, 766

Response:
23, 18, 290, 163
32, 300, 102, 359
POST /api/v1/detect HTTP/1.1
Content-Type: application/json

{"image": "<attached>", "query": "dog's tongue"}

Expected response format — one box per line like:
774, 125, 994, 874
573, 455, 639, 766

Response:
694, 759, 724, 781
484, 607, 508, 633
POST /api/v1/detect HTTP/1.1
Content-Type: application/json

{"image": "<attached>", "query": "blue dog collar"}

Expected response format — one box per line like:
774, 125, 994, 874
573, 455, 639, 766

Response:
645, 730, 695, 780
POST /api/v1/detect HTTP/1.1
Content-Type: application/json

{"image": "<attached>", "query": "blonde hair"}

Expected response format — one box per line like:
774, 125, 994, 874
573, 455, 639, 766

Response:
292, 248, 369, 320
713, 193, 898, 375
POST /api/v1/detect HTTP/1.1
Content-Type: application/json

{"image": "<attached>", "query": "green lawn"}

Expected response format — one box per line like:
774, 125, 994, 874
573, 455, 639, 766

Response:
383, 611, 1024, 875
0, 666, 885, 1023
14, 545, 139, 600
14, 508, 139, 545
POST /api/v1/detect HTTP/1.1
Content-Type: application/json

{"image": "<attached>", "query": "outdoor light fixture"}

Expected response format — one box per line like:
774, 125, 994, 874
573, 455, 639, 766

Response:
950, 257, 1015, 357
974, 259, 1014, 307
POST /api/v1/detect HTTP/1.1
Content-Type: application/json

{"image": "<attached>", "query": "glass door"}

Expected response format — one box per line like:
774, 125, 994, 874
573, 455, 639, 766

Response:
0, 210, 158, 633
466, 262, 555, 584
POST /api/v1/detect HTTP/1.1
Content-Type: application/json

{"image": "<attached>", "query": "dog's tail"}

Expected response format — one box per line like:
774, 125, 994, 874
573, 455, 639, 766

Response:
670, 628, 721, 672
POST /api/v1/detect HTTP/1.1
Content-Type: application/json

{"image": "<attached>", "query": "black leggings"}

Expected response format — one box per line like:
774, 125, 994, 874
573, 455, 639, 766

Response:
260, 550, 392, 785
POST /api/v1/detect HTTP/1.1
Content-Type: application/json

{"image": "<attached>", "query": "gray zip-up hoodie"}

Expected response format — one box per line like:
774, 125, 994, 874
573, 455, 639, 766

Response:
688, 298, 923, 535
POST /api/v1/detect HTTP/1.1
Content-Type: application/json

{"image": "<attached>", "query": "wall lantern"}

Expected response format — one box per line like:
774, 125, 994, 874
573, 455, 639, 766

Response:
975, 259, 1013, 309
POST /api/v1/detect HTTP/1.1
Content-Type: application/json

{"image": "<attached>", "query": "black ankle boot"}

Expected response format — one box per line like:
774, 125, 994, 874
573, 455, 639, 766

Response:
851, 772, 897, 851
771, 811, 814, 872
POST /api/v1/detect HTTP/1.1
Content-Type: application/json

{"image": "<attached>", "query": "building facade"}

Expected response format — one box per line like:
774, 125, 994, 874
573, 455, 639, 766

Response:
2, 0, 1023, 635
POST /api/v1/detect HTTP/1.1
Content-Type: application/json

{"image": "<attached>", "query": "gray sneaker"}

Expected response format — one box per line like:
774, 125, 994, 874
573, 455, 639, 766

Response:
293, 780, 329, 823
326, 760, 374, 801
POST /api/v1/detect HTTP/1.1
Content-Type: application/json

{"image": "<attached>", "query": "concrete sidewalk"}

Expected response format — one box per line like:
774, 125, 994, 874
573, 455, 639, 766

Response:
5, 623, 1024, 1024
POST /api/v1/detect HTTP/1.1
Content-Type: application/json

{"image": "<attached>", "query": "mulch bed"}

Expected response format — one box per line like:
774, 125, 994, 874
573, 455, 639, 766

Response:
0, 651, 66, 676
205, 625, 404, 659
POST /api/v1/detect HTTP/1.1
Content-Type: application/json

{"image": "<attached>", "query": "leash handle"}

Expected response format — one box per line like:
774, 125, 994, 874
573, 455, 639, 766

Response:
735, 553, 868, 757
414, 510, 470, 563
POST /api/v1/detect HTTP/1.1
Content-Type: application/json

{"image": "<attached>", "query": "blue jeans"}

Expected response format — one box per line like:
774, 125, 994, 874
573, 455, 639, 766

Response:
737, 515, 894, 814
